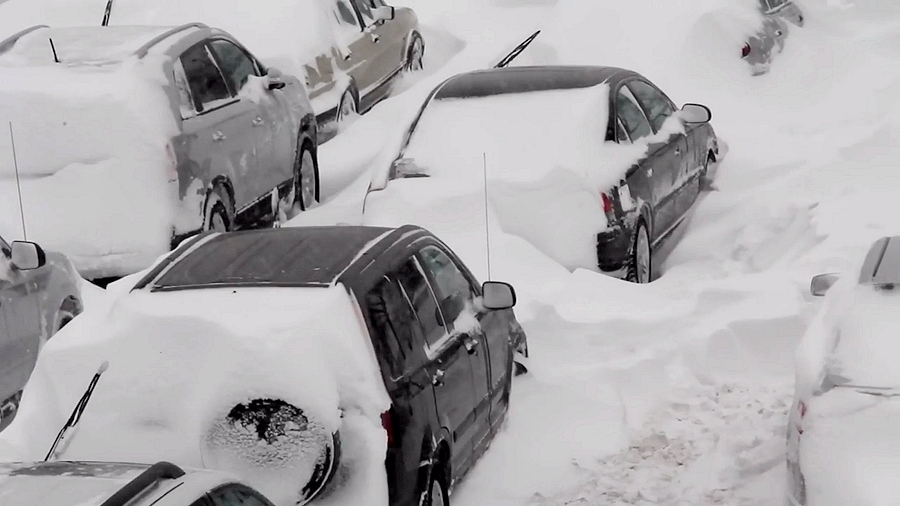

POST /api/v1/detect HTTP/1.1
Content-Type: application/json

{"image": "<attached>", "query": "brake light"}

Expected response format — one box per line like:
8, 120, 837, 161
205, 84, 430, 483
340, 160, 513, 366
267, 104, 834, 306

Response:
742, 43, 751, 58
797, 400, 807, 434
601, 192, 613, 214
381, 410, 396, 448
165, 143, 178, 183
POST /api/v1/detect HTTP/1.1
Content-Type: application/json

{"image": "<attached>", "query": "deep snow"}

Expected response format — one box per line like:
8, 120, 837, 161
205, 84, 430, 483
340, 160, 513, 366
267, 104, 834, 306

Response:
1, 0, 899, 505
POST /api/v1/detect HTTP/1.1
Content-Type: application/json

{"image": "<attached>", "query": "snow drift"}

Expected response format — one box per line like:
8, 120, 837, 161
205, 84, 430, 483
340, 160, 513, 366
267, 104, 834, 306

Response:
0, 285, 391, 506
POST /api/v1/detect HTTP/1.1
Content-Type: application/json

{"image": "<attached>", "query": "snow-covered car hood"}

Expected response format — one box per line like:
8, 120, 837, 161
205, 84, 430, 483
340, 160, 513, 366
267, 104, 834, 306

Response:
0, 285, 390, 505
801, 389, 900, 506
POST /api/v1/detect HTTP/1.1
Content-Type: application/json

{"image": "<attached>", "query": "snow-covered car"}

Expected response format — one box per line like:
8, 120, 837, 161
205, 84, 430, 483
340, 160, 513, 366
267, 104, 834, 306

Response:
743, 0, 805, 75
1, 234, 81, 431
0, 460, 283, 506
787, 235, 900, 506
0, 225, 526, 506
363, 66, 722, 283
0, 23, 318, 279
0, 0, 425, 142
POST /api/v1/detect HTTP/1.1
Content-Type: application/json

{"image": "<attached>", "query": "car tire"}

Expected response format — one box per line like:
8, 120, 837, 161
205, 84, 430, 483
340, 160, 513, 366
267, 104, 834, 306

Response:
203, 185, 233, 233
293, 142, 320, 212
55, 307, 76, 333
625, 221, 651, 284
336, 88, 358, 126
422, 464, 449, 506
405, 32, 425, 72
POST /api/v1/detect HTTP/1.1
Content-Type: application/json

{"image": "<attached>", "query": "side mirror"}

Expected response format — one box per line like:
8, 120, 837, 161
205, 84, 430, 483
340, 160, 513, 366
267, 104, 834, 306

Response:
810, 273, 840, 297
680, 103, 712, 124
267, 67, 286, 90
389, 158, 429, 180
372, 5, 395, 22
10, 241, 46, 270
482, 281, 516, 310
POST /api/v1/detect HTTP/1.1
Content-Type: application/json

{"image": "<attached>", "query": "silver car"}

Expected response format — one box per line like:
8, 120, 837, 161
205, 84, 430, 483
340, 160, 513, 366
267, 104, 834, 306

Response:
0, 235, 81, 431
0, 23, 319, 275
742, 0, 805, 75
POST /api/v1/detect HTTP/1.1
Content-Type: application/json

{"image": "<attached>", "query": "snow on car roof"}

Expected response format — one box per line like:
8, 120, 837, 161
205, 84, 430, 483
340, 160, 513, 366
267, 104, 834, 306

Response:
434, 65, 631, 100
0, 461, 146, 506
0, 25, 181, 65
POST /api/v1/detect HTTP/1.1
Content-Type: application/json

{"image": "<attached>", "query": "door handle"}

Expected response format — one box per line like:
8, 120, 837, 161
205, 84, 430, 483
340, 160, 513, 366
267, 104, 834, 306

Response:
252, 117, 264, 127
464, 335, 480, 355
674, 148, 682, 156
647, 167, 653, 177
432, 369, 445, 387
370, 33, 380, 43
212, 131, 226, 142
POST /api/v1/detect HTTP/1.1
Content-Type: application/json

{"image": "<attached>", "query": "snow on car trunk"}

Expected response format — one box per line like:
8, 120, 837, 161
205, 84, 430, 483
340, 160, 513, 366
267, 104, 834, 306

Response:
365, 84, 651, 273
0, 42, 178, 278
0, 285, 391, 506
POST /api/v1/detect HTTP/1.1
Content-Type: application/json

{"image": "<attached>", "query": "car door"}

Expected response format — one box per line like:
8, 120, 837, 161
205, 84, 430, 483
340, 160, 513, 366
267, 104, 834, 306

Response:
394, 254, 478, 478
627, 79, 699, 223
208, 38, 294, 199
178, 40, 260, 214
331, 0, 378, 96
0, 245, 41, 402
416, 245, 493, 454
617, 81, 683, 240
351, 0, 404, 101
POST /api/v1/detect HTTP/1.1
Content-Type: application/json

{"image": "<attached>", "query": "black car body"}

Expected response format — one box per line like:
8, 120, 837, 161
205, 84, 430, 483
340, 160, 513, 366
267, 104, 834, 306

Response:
367, 66, 721, 283
133, 225, 528, 505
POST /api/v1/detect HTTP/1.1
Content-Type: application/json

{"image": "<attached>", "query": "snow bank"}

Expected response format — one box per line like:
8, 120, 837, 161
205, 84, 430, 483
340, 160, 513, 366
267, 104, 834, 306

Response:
0, 285, 390, 506
0, 39, 178, 278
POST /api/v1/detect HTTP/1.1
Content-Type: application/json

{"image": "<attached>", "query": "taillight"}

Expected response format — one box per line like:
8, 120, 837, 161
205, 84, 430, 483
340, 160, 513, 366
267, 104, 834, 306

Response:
381, 410, 396, 448
600, 190, 617, 222
165, 143, 178, 183
796, 400, 807, 434
742, 43, 751, 58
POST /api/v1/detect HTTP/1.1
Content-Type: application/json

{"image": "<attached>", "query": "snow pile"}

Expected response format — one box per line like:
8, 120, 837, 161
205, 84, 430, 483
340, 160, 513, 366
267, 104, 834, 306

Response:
0, 37, 178, 278
0, 285, 391, 506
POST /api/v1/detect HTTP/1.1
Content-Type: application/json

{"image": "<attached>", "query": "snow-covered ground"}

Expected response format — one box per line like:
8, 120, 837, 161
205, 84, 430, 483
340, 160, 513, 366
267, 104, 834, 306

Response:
3, 0, 900, 504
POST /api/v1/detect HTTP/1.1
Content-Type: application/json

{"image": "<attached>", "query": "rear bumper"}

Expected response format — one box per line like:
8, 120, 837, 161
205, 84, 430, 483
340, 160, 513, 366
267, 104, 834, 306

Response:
597, 224, 634, 274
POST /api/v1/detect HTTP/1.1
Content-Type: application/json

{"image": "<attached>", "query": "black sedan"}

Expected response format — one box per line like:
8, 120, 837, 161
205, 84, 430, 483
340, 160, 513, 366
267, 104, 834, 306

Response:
365, 66, 723, 283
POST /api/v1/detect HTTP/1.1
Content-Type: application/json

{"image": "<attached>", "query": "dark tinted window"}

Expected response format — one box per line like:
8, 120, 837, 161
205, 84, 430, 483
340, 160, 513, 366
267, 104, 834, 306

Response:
351, 0, 374, 25
209, 40, 259, 94
395, 258, 446, 347
209, 484, 274, 506
189, 497, 213, 506
417, 246, 477, 330
627, 80, 676, 133
334, 0, 359, 26
366, 275, 415, 378
180, 43, 232, 112
616, 86, 652, 141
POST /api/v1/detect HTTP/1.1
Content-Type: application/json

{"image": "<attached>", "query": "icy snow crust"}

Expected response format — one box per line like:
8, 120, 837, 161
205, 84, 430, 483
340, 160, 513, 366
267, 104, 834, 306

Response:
0, 40, 177, 278
0, 285, 391, 506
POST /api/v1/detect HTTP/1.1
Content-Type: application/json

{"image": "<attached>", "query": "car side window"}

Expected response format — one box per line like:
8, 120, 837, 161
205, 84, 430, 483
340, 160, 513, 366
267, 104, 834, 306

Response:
208, 39, 260, 95
417, 246, 478, 331
180, 42, 232, 113
333, 0, 360, 28
615, 86, 652, 142
208, 484, 274, 506
188, 497, 213, 506
366, 275, 415, 378
627, 80, 676, 133
395, 257, 447, 349
351, 0, 375, 26
615, 118, 630, 143
173, 58, 196, 119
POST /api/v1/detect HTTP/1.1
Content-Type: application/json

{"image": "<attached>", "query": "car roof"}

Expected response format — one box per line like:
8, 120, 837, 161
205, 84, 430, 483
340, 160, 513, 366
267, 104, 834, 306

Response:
859, 236, 900, 286
146, 226, 406, 290
433, 65, 640, 100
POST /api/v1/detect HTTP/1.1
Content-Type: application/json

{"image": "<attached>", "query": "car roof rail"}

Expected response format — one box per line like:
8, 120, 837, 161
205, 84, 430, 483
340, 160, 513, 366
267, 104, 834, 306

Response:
99, 461, 185, 506
134, 22, 208, 58
0, 24, 49, 55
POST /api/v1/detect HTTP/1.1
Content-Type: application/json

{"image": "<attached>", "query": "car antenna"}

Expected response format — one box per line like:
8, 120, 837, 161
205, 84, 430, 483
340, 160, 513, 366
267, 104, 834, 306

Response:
44, 360, 110, 461
482, 152, 492, 281
48, 37, 59, 63
8, 122, 28, 240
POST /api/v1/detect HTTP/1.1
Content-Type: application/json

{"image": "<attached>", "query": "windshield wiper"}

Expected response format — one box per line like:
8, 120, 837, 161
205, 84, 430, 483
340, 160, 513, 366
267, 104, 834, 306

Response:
44, 361, 109, 461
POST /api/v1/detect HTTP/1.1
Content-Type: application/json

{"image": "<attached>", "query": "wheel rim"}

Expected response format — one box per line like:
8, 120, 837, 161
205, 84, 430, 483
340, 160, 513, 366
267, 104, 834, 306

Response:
408, 37, 424, 71
636, 226, 651, 284
430, 478, 445, 506
298, 149, 316, 210
337, 91, 356, 123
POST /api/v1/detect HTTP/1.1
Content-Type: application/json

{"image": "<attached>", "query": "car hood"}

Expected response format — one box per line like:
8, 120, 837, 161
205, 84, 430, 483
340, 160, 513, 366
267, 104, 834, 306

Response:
801, 388, 900, 505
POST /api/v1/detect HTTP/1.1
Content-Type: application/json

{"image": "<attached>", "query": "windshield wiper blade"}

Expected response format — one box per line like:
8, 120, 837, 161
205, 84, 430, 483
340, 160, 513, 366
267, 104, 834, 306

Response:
44, 361, 109, 461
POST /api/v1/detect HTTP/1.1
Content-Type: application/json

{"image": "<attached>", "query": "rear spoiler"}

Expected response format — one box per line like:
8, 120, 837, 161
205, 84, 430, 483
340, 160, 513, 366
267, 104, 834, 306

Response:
493, 30, 541, 68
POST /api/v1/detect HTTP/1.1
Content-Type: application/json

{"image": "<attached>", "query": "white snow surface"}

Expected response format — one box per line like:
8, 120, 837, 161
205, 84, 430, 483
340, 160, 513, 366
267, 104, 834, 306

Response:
0, 285, 390, 506
4, 0, 900, 504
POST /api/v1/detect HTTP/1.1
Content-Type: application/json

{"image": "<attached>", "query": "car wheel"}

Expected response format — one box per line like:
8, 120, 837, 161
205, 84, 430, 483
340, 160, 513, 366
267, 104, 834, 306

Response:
203, 185, 233, 233
55, 308, 76, 333
422, 465, 448, 506
336, 88, 358, 126
626, 221, 651, 284
405, 33, 425, 72
293, 143, 320, 212
0, 391, 22, 430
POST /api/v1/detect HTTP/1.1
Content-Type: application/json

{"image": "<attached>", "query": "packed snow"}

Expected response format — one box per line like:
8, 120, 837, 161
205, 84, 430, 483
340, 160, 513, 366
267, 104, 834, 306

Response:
1, 0, 900, 504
